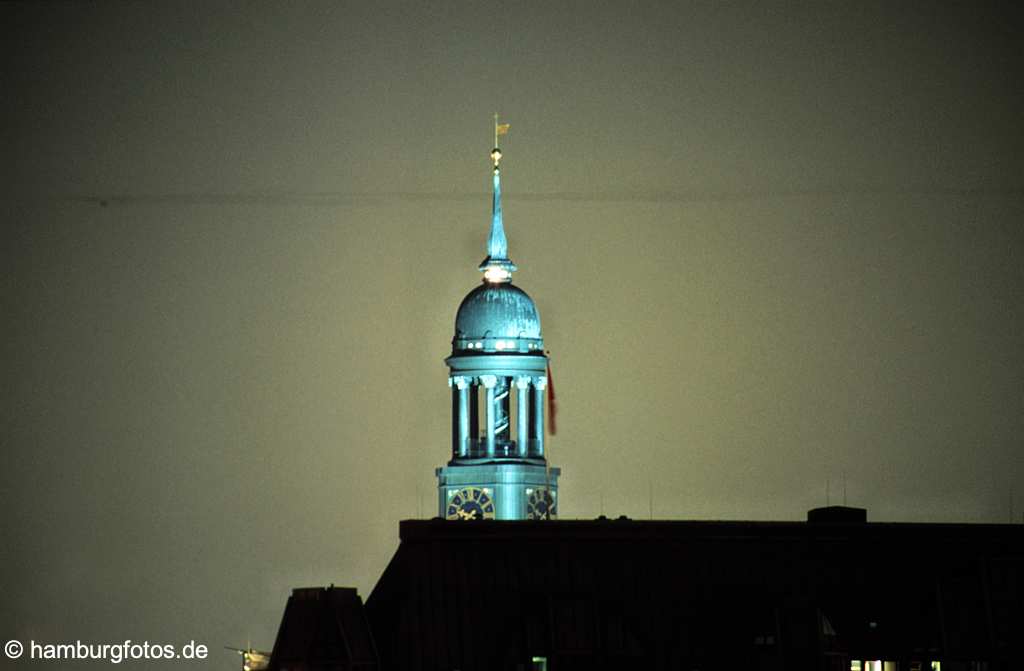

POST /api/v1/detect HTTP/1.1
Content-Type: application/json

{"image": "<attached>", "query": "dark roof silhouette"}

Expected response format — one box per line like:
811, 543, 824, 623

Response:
266, 586, 378, 671
358, 516, 1023, 671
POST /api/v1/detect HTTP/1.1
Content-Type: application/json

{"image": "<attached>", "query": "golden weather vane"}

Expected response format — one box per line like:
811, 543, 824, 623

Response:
492, 113, 510, 168
494, 113, 510, 148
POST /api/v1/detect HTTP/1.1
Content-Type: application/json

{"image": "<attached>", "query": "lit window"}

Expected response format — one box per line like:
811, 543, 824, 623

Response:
531, 657, 547, 671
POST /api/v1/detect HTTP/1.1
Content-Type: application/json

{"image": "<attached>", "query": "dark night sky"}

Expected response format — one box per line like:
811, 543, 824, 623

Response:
3, 2, 1023, 668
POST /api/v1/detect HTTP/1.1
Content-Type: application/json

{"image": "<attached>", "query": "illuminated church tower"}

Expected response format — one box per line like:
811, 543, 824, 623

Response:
436, 129, 559, 521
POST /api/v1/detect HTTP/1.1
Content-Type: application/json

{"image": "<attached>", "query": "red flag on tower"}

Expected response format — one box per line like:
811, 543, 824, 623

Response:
546, 358, 557, 435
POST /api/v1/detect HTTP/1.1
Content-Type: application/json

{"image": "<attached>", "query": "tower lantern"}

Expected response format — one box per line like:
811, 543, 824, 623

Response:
435, 122, 560, 521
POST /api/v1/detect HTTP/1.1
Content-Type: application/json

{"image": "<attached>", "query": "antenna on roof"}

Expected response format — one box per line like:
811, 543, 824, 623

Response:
648, 478, 654, 520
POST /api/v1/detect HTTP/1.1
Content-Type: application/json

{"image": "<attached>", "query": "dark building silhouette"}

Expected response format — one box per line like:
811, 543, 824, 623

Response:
265, 510, 1022, 671
265, 586, 378, 671
368, 511, 1022, 671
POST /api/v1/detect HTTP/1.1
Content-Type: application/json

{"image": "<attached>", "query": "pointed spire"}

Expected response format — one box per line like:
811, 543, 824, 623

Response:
484, 152, 510, 259
479, 115, 516, 282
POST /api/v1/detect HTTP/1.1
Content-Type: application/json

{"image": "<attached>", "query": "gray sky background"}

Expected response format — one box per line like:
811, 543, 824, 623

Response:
3, 2, 1023, 668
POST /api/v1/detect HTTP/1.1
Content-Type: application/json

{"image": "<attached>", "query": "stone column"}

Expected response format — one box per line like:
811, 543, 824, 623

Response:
533, 376, 547, 458
454, 376, 470, 457
468, 380, 479, 454
480, 375, 498, 458
515, 376, 530, 458
449, 377, 458, 457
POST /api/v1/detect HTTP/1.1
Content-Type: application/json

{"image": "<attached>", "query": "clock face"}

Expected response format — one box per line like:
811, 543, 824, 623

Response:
446, 487, 495, 520
527, 488, 556, 520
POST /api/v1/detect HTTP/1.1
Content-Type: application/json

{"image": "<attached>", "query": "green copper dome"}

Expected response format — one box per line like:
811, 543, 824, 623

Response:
453, 282, 543, 354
